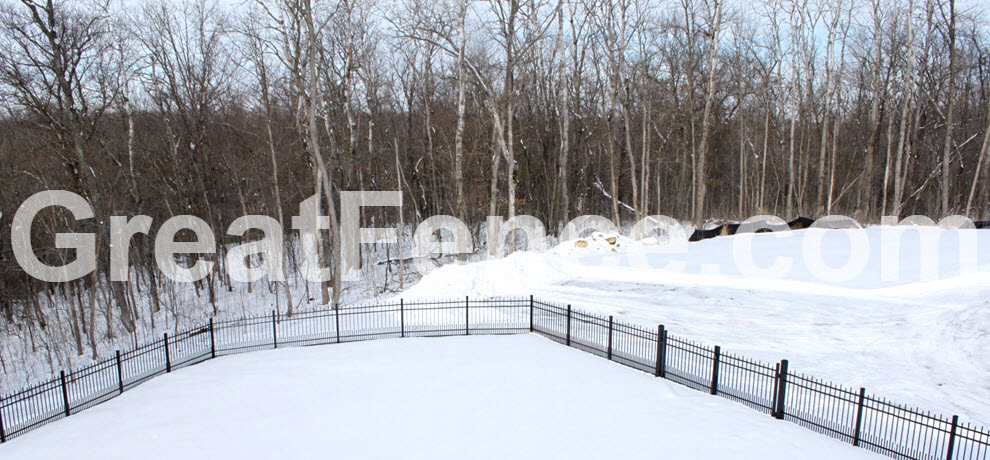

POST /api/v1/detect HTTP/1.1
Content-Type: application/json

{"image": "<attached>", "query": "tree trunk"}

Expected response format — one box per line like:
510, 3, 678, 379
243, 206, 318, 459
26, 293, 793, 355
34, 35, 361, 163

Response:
759, 107, 770, 213
609, 125, 621, 227
454, 0, 469, 221
694, 0, 723, 224
305, 0, 341, 307
965, 102, 990, 216
940, 0, 956, 215
863, 0, 884, 219
892, 0, 916, 217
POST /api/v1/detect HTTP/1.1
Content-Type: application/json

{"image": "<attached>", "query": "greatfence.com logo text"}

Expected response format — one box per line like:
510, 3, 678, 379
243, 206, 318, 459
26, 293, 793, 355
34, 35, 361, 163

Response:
8, 190, 986, 285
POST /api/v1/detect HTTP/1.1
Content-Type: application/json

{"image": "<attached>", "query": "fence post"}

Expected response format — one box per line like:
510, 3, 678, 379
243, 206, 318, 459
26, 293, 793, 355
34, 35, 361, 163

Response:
164, 334, 171, 373
116, 350, 124, 394
0, 395, 5, 443
710, 346, 721, 395
771, 362, 780, 417
465, 296, 470, 335
946, 415, 959, 460
529, 295, 534, 332
209, 318, 216, 359
565, 305, 572, 346
654, 325, 666, 378
60, 371, 70, 417
272, 310, 278, 349
335, 304, 341, 343
400, 299, 405, 338
853, 387, 866, 447
607, 316, 614, 360
774, 359, 789, 420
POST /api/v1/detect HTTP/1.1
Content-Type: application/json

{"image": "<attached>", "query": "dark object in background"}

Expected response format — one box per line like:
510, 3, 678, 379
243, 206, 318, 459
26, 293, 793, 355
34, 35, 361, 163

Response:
974, 220, 990, 229
689, 225, 725, 242
689, 223, 741, 242
690, 217, 817, 242
787, 217, 815, 230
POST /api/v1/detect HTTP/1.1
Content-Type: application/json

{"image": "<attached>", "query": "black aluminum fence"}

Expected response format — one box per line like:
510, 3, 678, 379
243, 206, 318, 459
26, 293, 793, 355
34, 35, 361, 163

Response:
1, 297, 987, 460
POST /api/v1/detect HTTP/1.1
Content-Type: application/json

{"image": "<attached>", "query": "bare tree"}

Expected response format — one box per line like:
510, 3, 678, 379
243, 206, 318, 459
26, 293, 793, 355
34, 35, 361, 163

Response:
965, 95, 990, 217
892, 0, 917, 217
861, 0, 887, 219
692, 0, 724, 224
0, 0, 134, 339
453, 0, 469, 221
938, 0, 956, 216
814, 0, 845, 216
243, 11, 294, 313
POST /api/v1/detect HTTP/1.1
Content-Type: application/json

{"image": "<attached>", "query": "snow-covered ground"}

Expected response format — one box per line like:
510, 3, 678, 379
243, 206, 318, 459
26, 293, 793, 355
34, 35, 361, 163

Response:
2, 334, 883, 459
397, 227, 990, 427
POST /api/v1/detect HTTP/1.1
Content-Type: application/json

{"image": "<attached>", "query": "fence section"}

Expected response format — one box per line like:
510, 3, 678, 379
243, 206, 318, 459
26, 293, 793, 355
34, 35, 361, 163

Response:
0, 298, 529, 443
0, 318, 211, 441
525, 298, 986, 460
1, 297, 988, 460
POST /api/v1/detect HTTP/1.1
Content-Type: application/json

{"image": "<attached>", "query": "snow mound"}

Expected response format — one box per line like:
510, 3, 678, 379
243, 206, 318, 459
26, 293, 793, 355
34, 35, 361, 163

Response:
553, 230, 680, 256
395, 227, 990, 425
399, 251, 571, 300
555, 232, 639, 254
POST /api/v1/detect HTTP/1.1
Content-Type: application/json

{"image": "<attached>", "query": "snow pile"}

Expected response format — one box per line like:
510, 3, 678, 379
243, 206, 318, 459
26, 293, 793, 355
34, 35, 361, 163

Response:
399, 250, 572, 300
555, 231, 642, 254
397, 227, 990, 426
2, 335, 883, 460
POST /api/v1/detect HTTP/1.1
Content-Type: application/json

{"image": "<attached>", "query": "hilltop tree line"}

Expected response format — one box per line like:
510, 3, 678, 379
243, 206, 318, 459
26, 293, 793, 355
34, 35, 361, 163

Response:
0, 0, 989, 354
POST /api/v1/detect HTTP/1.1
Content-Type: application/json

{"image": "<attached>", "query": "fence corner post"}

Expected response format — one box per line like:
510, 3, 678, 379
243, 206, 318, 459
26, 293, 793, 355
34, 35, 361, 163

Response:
946, 414, 960, 460
529, 295, 534, 332
465, 296, 470, 335
116, 350, 124, 394
710, 345, 721, 395
774, 359, 789, 420
209, 318, 216, 359
164, 333, 171, 373
853, 387, 866, 447
607, 316, 614, 361
60, 370, 70, 417
655, 325, 666, 378
400, 299, 405, 338
565, 305, 572, 346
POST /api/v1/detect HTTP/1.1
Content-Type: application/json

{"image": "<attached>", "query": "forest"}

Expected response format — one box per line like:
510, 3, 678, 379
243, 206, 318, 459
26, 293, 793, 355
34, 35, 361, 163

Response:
0, 0, 988, 361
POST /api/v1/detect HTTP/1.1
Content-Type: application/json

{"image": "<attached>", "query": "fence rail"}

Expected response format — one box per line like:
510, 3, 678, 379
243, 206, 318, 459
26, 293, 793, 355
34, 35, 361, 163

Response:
1, 297, 987, 460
